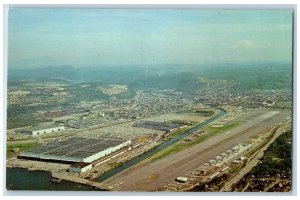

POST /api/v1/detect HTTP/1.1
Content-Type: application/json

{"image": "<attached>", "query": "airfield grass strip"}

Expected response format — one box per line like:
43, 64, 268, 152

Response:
148, 122, 240, 162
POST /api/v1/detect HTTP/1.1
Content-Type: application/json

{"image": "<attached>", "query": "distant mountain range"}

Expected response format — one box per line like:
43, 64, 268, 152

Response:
8, 64, 202, 82
9, 65, 79, 81
8, 62, 292, 91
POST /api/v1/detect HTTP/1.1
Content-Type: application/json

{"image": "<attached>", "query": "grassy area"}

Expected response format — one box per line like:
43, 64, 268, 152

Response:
147, 122, 240, 162
194, 110, 215, 117
7, 142, 38, 158
271, 157, 284, 163
276, 101, 292, 109
7, 113, 52, 129
204, 122, 240, 134
228, 163, 243, 174
168, 127, 192, 138
250, 135, 259, 140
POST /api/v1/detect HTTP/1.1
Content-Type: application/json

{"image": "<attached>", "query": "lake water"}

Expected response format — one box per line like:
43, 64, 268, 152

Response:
6, 167, 101, 191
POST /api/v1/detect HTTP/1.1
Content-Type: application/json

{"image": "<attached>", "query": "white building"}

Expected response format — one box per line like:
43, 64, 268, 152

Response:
221, 153, 228, 159
176, 176, 189, 183
208, 159, 216, 165
208, 172, 221, 181
226, 150, 233, 155
81, 140, 131, 163
69, 163, 93, 173
22, 124, 65, 136
215, 156, 223, 162
20, 137, 132, 174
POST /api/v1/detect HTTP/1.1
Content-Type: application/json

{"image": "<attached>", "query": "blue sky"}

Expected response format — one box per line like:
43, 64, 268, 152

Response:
8, 8, 293, 69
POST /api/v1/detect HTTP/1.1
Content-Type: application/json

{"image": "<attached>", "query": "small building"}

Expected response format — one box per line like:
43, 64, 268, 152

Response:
221, 153, 228, 158
243, 143, 252, 149
226, 150, 233, 155
184, 137, 193, 142
215, 156, 223, 162
176, 176, 188, 183
220, 166, 230, 173
69, 162, 93, 173
22, 124, 65, 136
263, 100, 275, 107
232, 146, 240, 153
208, 172, 221, 181
232, 160, 242, 164
208, 159, 216, 165
240, 156, 246, 161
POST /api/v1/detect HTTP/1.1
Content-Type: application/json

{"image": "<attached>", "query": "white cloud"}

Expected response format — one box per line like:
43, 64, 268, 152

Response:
234, 39, 257, 49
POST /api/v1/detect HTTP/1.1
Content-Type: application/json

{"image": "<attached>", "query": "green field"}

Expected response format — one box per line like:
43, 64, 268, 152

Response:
7, 142, 38, 158
168, 127, 192, 139
204, 122, 241, 134
250, 135, 260, 140
147, 122, 240, 161
276, 101, 292, 109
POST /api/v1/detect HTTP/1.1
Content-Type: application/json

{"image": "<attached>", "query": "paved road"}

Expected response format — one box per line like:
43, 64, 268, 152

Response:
102, 109, 290, 191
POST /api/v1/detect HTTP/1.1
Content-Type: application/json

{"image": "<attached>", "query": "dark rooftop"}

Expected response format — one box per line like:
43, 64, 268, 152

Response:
133, 121, 181, 131
27, 137, 128, 159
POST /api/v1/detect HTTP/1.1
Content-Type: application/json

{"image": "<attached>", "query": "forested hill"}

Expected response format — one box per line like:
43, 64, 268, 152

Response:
8, 62, 292, 92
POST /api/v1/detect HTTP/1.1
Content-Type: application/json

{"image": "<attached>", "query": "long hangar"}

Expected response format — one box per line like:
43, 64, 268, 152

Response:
21, 124, 65, 136
19, 137, 131, 164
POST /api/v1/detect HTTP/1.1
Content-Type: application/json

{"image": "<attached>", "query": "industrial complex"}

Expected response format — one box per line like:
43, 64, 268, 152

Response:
7, 107, 291, 192
19, 137, 131, 168
133, 121, 187, 132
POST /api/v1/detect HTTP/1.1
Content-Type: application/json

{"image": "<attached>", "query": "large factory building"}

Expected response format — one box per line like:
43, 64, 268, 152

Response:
21, 124, 65, 136
19, 137, 131, 166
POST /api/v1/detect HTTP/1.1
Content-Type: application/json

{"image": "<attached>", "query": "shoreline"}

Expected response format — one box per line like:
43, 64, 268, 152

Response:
6, 158, 109, 191
5, 167, 105, 191
51, 171, 109, 191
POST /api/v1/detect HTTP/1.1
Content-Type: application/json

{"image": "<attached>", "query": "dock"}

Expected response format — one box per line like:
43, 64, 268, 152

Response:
51, 172, 109, 191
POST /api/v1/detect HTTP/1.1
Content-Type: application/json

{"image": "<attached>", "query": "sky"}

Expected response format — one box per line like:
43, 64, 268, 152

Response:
7, 8, 293, 69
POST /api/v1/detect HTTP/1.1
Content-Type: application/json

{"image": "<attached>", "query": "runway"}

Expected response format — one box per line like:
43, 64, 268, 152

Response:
102, 109, 290, 191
